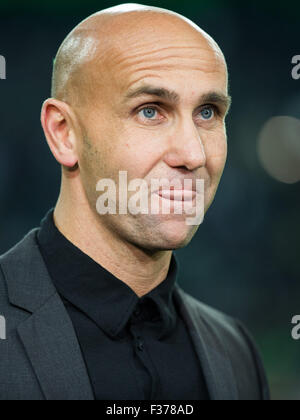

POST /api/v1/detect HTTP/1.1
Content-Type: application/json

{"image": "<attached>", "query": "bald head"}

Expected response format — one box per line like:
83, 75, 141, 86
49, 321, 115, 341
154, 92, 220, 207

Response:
51, 3, 226, 105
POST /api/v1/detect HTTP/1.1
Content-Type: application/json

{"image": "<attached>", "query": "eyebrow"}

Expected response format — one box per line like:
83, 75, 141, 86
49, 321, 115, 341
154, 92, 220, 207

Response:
124, 84, 232, 111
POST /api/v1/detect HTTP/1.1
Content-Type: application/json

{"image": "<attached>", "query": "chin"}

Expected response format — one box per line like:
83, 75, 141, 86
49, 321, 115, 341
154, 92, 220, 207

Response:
153, 219, 199, 250
123, 214, 201, 252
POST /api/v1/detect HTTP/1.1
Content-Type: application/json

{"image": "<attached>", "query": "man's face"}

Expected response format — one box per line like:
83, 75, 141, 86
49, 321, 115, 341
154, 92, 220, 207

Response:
74, 15, 230, 251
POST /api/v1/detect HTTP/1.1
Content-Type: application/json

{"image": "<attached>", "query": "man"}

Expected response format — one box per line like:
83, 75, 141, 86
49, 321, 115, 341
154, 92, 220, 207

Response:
0, 3, 270, 400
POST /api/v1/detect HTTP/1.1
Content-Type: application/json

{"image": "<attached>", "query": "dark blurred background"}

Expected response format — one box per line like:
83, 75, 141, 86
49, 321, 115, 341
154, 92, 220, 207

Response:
0, 0, 299, 400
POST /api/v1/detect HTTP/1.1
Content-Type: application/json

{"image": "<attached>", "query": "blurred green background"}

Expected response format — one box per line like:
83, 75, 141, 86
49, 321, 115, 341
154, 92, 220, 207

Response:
0, 0, 300, 400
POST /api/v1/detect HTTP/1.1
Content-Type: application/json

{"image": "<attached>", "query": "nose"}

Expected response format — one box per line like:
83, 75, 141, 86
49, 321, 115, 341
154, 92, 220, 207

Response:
163, 116, 207, 171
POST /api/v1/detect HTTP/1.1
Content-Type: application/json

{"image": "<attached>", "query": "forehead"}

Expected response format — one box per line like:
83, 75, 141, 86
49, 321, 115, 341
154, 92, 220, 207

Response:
81, 14, 228, 106
101, 35, 227, 98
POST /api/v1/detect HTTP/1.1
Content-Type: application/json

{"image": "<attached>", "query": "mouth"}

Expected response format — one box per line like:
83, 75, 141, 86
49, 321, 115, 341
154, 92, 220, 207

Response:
155, 189, 196, 202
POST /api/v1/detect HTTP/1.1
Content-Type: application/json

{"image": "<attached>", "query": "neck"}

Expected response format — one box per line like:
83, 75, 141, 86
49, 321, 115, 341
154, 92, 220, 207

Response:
53, 177, 173, 298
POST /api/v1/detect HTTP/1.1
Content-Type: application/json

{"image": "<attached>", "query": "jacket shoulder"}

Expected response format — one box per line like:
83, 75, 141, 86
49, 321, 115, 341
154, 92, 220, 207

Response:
0, 228, 39, 262
0, 229, 47, 400
182, 291, 244, 338
0, 228, 53, 315
176, 288, 270, 400
0, 228, 39, 309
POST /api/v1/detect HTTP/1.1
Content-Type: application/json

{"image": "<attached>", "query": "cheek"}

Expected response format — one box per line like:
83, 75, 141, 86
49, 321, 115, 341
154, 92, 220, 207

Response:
81, 117, 121, 175
204, 128, 227, 177
118, 127, 163, 175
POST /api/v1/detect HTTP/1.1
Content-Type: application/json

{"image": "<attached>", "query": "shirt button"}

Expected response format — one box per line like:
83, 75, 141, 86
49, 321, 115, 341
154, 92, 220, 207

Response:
137, 338, 144, 351
133, 306, 142, 317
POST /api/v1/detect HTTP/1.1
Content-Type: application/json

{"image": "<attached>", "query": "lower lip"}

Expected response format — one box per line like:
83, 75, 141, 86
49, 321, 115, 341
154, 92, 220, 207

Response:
156, 190, 196, 201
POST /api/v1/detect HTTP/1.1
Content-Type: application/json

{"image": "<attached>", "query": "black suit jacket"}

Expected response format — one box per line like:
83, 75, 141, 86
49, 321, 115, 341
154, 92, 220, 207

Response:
0, 228, 270, 400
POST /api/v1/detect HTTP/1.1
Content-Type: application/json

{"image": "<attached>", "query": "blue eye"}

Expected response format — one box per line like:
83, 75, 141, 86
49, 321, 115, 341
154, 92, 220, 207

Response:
140, 107, 157, 119
200, 107, 214, 120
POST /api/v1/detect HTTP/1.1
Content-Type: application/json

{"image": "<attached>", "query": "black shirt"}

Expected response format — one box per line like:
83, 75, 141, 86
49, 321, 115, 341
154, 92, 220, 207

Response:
36, 208, 209, 400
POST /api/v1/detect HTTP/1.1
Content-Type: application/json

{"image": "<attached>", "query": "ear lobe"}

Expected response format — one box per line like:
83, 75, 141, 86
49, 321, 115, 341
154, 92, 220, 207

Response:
41, 98, 79, 168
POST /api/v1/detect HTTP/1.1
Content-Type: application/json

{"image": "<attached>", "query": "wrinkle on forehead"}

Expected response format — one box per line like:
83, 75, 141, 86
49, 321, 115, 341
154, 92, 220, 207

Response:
51, 4, 226, 104
110, 45, 225, 80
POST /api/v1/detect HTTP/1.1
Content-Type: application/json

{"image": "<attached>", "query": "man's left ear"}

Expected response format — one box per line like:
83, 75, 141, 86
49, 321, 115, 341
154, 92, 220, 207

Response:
40, 98, 80, 168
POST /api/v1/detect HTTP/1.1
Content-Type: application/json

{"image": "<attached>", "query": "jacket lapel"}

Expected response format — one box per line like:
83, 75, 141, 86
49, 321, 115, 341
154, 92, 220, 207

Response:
1, 228, 94, 400
17, 293, 94, 400
173, 284, 239, 400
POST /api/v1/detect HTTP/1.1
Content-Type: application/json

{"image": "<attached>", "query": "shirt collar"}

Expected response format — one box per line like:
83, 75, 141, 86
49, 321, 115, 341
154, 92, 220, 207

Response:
37, 208, 179, 340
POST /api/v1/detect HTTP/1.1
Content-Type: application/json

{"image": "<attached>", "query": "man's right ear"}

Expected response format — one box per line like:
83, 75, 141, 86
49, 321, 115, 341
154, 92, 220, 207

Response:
40, 98, 79, 168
